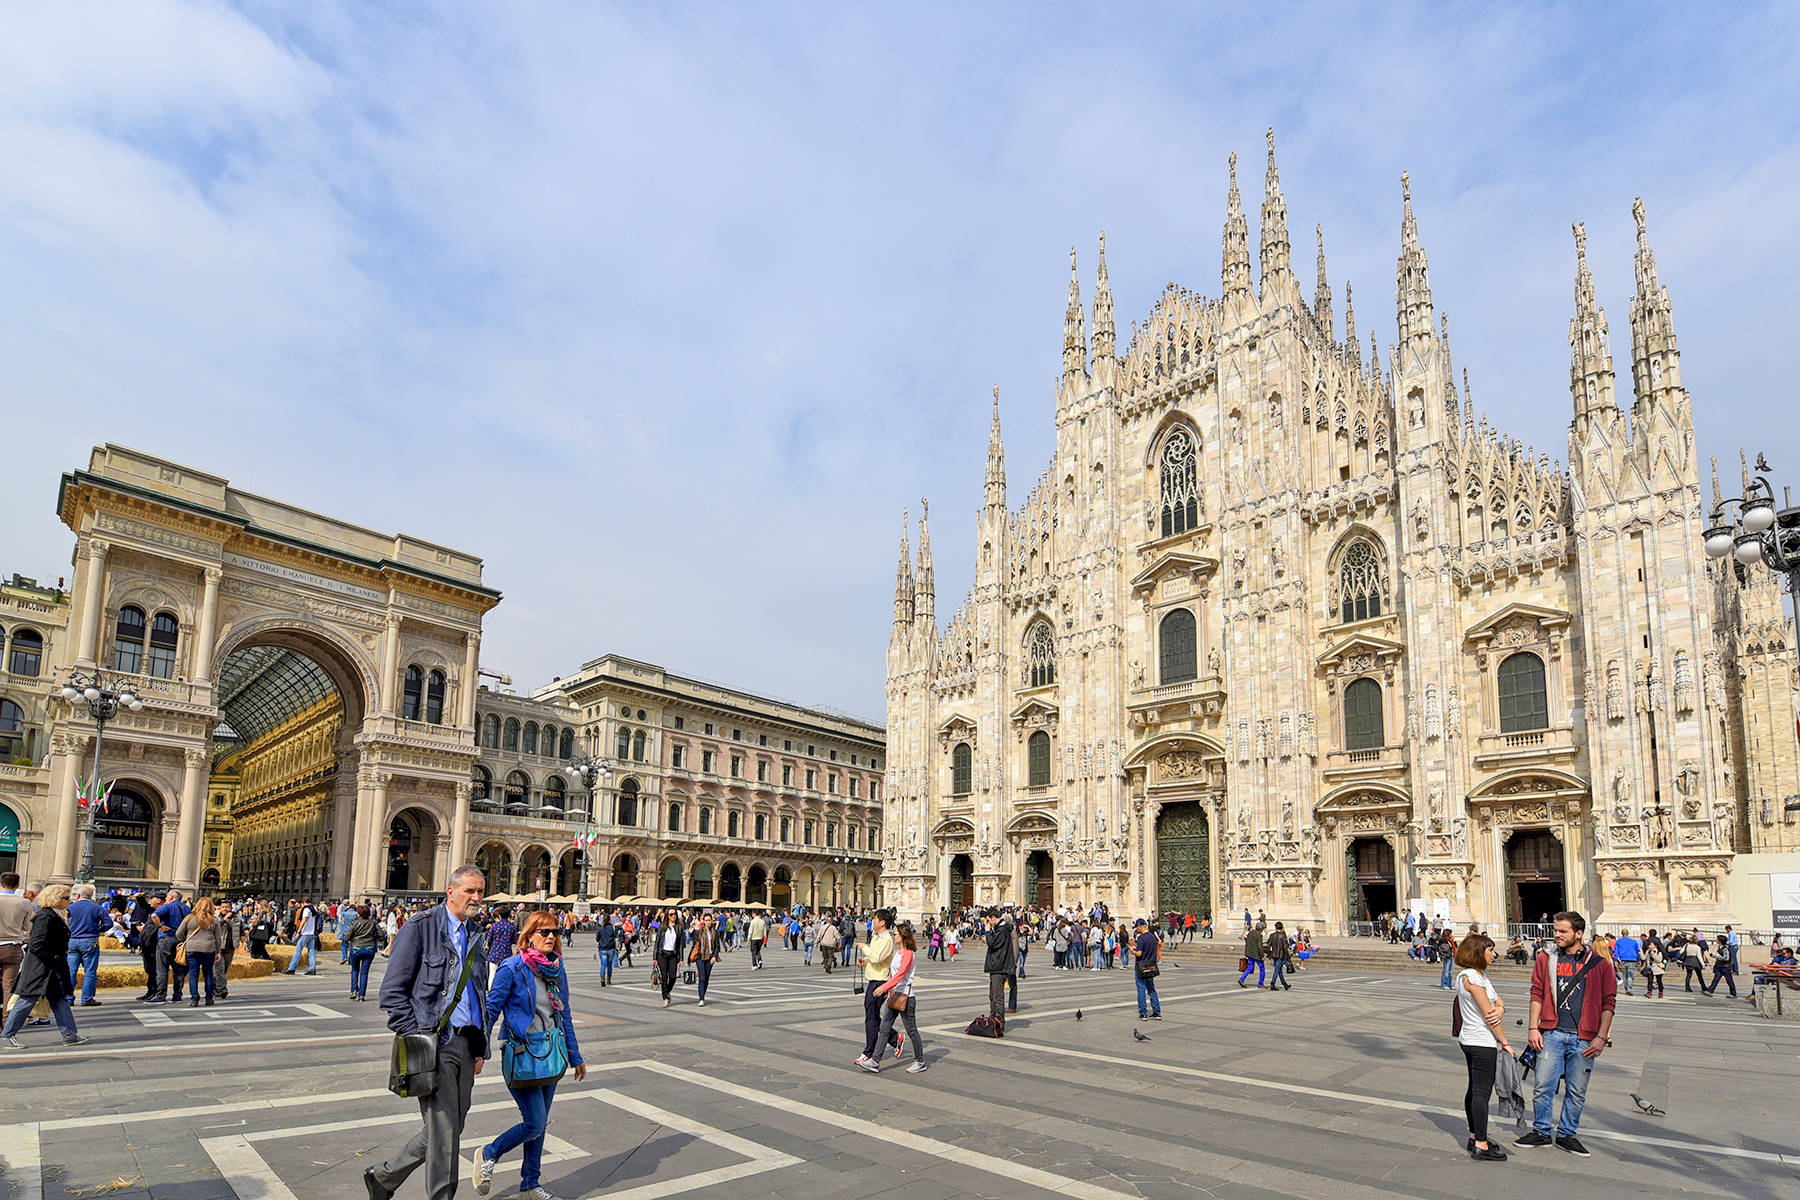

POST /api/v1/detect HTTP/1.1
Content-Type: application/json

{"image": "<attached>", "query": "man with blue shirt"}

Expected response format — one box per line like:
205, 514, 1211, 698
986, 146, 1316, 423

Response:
1726, 926, 1740, 975
65, 884, 109, 1006
1612, 928, 1640, 995
146, 888, 189, 1004
369, 866, 489, 1200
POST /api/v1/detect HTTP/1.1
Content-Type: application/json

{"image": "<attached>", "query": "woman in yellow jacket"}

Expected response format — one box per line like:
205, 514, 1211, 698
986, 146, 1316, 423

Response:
854, 908, 899, 1068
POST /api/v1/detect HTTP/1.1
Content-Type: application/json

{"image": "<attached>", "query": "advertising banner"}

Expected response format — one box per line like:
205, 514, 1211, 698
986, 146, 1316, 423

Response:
1771, 873, 1800, 930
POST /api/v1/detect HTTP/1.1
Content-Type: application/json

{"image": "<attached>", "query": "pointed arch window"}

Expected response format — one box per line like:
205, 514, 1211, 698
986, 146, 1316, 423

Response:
1159, 428, 1200, 537
1343, 678, 1384, 751
1497, 652, 1549, 733
951, 742, 972, 795
1027, 730, 1051, 787
112, 606, 146, 674
1025, 621, 1056, 689
425, 670, 445, 724
1158, 608, 1197, 684
403, 665, 424, 720
1334, 538, 1388, 624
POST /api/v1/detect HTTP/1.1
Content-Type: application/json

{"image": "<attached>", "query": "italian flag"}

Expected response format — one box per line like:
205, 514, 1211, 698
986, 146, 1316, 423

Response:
76, 778, 114, 812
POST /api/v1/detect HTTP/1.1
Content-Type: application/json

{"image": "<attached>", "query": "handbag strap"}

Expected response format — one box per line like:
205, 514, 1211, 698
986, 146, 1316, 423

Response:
437, 924, 479, 1037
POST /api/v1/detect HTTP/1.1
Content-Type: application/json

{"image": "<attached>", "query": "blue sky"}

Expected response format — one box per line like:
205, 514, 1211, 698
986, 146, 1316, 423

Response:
4, 3, 1797, 719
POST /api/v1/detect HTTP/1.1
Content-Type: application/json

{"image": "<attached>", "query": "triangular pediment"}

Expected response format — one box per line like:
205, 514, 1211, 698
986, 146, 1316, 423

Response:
1466, 602, 1571, 642
1130, 551, 1219, 595
1004, 810, 1059, 837
1317, 632, 1405, 669
930, 815, 976, 838
936, 713, 978, 740
1010, 695, 1060, 724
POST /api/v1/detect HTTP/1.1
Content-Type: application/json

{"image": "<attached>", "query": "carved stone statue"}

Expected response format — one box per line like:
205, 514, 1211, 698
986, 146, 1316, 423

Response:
1606, 660, 1625, 721
1207, 647, 1221, 676
1280, 798, 1294, 840
1131, 660, 1145, 688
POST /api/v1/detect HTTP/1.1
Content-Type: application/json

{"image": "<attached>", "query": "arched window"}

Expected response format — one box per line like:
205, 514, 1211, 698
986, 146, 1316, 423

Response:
522, 722, 539, 754
1343, 678, 1384, 751
632, 730, 646, 762
616, 727, 631, 759
503, 718, 520, 751
1025, 621, 1056, 689
667, 801, 682, 831
617, 778, 640, 827
482, 714, 500, 749
755, 813, 767, 840
504, 770, 530, 807
543, 775, 566, 810
471, 765, 491, 801
403, 666, 424, 720
146, 612, 179, 678
951, 742, 972, 795
728, 811, 741, 838
1027, 730, 1051, 787
1334, 538, 1388, 623
7, 628, 43, 677
425, 670, 445, 724
541, 724, 556, 756
700, 807, 713, 835
559, 728, 574, 759
113, 605, 146, 674
1159, 428, 1200, 538
662, 857, 684, 899
1158, 608, 1197, 684
691, 861, 714, 899
1497, 652, 1550, 733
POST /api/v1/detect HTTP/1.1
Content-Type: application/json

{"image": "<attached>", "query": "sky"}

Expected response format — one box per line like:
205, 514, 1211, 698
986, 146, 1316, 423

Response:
4, 3, 1798, 721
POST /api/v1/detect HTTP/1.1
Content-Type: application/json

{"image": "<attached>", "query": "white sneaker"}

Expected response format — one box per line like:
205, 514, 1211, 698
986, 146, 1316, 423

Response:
524, 1188, 560, 1200
907, 1061, 928, 1073
474, 1155, 495, 1195
697, 999, 707, 1007
661, 998, 670, 1008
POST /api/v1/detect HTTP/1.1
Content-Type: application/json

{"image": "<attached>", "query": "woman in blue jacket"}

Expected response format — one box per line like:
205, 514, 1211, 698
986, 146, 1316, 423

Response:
476, 910, 586, 1199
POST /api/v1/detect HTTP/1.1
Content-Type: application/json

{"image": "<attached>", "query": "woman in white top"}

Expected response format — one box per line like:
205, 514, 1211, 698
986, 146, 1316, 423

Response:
1454, 933, 1512, 1162
867, 920, 926, 1072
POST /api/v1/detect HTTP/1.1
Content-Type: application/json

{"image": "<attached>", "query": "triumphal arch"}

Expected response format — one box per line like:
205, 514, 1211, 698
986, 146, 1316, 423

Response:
43, 445, 498, 898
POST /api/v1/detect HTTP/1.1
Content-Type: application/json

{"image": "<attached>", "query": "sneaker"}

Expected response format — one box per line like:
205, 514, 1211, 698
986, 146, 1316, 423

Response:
859, 1058, 881, 1073
1514, 1130, 1554, 1149
906, 1061, 928, 1073
304, 970, 318, 976
1152, 1013, 1162, 1020
854, 1054, 870, 1067
474, 1154, 495, 1195
1555, 1135, 1591, 1157
144, 996, 166, 1004
80, 1000, 102, 1007
697, 999, 707, 1008
1, 1037, 22, 1050
523, 1188, 560, 1200
62, 1035, 91, 1046
661, 998, 670, 1008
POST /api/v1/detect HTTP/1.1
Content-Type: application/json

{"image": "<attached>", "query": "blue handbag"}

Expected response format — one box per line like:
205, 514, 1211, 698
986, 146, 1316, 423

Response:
502, 1028, 568, 1088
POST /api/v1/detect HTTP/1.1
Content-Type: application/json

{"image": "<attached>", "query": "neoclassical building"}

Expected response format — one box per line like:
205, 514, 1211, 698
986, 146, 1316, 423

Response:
0, 572, 71, 876
885, 135, 1799, 929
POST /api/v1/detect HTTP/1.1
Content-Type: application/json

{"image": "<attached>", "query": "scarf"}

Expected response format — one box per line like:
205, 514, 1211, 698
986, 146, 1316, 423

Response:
520, 948, 565, 1014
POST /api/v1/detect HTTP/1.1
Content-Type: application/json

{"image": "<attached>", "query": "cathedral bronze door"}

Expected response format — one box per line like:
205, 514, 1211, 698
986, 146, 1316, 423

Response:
1155, 802, 1211, 918
1025, 850, 1054, 908
949, 854, 973, 912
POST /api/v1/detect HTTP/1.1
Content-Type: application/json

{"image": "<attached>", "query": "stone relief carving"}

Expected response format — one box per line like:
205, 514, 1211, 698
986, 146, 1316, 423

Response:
1606, 660, 1624, 721
1673, 651, 1694, 714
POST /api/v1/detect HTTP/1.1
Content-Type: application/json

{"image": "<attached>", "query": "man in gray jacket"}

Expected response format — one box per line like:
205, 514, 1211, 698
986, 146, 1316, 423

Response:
368, 866, 490, 1200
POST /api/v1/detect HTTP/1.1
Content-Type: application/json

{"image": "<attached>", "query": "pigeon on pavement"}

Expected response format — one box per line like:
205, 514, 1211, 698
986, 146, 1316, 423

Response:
1132, 1029, 1150, 1042
1075, 1009, 1083, 1021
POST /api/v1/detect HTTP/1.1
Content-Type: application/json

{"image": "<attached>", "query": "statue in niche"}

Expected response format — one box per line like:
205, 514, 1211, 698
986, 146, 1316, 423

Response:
1425, 685, 1442, 741
1452, 818, 1468, 858
1648, 808, 1672, 851
1207, 647, 1221, 676
1648, 657, 1666, 711
1131, 660, 1145, 689
1428, 785, 1445, 832
1611, 768, 1632, 823
1280, 798, 1294, 840
1302, 825, 1319, 863
1593, 822, 1609, 852
1607, 661, 1625, 721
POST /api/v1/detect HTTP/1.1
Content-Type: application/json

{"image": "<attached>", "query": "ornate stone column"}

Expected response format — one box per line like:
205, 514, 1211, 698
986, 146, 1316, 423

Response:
74, 539, 110, 666
158, 816, 181, 881
172, 747, 209, 889
379, 612, 402, 717
450, 780, 472, 874
47, 732, 85, 881
350, 769, 390, 897
460, 632, 481, 729
191, 567, 223, 682
433, 835, 452, 892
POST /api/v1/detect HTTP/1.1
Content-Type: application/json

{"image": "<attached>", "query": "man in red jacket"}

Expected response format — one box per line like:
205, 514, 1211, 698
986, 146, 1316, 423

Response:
1517, 910, 1616, 1157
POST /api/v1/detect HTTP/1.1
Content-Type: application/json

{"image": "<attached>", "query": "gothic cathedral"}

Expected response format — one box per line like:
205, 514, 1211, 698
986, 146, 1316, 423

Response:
883, 132, 1798, 929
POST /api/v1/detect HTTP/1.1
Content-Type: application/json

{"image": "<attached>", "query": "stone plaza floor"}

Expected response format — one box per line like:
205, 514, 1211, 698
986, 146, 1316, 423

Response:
1, 940, 1796, 1199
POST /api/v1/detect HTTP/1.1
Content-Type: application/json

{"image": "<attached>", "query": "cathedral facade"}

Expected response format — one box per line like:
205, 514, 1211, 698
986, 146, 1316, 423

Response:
883, 133, 1799, 930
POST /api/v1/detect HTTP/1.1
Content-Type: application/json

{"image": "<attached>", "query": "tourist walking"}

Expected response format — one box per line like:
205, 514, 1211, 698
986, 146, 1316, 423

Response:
173, 896, 224, 1007
0, 873, 36, 1016
345, 904, 382, 1000
1133, 918, 1162, 1020
367, 867, 490, 1200
485, 906, 519, 985
691, 913, 720, 1007
1679, 935, 1706, 992
594, 917, 617, 987
801, 915, 816, 965
1453, 933, 1510, 1161
283, 897, 320, 976
1, 884, 87, 1049
855, 908, 898, 1068
747, 910, 767, 970
1266, 921, 1294, 993
215, 900, 242, 999
1517, 911, 1615, 1157
1239, 924, 1265, 988
654, 908, 685, 1007
819, 917, 840, 973
1701, 934, 1738, 999
1643, 935, 1665, 998
474, 910, 585, 1200
1611, 928, 1639, 995
866, 920, 926, 1073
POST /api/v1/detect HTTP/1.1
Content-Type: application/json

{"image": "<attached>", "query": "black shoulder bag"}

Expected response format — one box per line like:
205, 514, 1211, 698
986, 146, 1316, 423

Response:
389, 937, 478, 1099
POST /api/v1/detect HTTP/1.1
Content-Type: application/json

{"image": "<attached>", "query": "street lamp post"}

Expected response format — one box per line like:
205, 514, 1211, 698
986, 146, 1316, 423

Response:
1704, 459, 1800, 683
571, 754, 610, 901
59, 669, 144, 884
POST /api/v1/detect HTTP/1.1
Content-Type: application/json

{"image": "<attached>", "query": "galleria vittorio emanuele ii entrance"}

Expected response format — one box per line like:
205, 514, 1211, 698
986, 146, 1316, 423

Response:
26, 445, 499, 897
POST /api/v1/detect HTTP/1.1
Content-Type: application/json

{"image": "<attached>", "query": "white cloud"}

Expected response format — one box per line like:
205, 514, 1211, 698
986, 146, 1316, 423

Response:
2, 4, 1795, 718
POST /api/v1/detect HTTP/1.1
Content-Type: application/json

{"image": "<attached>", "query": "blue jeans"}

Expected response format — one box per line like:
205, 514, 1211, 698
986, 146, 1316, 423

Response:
1532, 1028, 1594, 1138
1270, 956, 1289, 989
187, 951, 216, 1001
1440, 956, 1455, 988
348, 948, 376, 996
1135, 971, 1160, 1016
1615, 959, 1636, 993
842, 942, 854, 967
1239, 958, 1265, 986
803, 942, 813, 964
2, 992, 78, 1040
68, 937, 100, 1003
597, 949, 617, 981
340, 930, 352, 962
696, 959, 713, 1002
285, 934, 317, 973
485, 1080, 559, 1190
